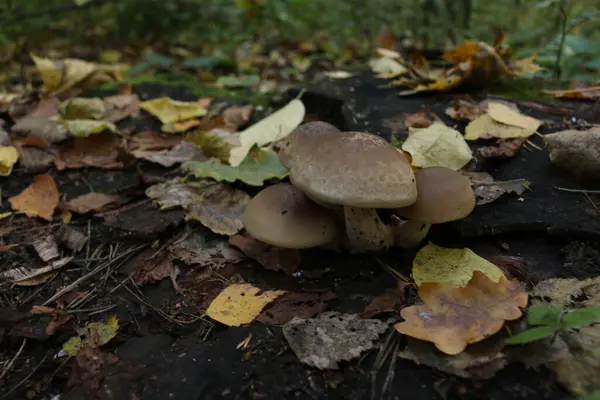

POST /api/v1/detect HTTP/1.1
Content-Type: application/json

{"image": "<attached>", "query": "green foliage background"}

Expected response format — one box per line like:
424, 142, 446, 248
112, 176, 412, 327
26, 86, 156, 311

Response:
1, 0, 599, 81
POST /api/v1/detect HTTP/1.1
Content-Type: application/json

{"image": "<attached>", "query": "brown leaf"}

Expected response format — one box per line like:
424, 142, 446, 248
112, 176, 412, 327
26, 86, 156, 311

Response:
223, 104, 254, 131
257, 291, 336, 325
15, 145, 58, 173
11, 116, 70, 144
55, 133, 130, 170
103, 94, 140, 122
489, 255, 530, 282
477, 138, 526, 159
404, 110, 433, 129
64, 192, 124, 214
130, 141, 202, 167
394, 271, 528, 355
9, 174, 60, 221
30, 306, 72, 336
228, 234, 300, 275
68, 346, 119, 391
126, 130, 182, 152
9, 94, 60, 121
362, 281, 413, 318
445, 98, 486, 121
131, 251, 179, 287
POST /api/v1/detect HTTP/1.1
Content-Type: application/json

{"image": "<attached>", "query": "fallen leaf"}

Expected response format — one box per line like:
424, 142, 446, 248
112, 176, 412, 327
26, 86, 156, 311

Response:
403, 110, 433, 129
412, 242, 504, 287
401, 121, 473, 170
184, 128, 240, 163
64, 192, 124, 214
56, 224, 88, 253
395, 271, 528, 355
0, 124, 11, 146
222, 104, 254, 131
0, 146, 19, 176
32, 234, 60, 262
55, 133, 129, 170
62, 315, 119, 356
11, 116, 70, 144
509, 54, 545, 76
169, 230, 245, 268
205, 283, 286, 326
368, 57, 409, 78
131, 141, 201, 167
257, 291, 336, 325
442, 40, 482, 63
185, 147, 289, 186
131, 251, 179, 288
16, 145, 58, 173
531, 277, 600, 308
477, 138, 526, 159
546, 81, 600, 101
465, 107, 540, 140
161, 118, 202, 133
229, 234, 301, 274
126, 130, 182, 152
59, 97, 106, 120
544, 128, 600, 180
282, 312, 390, 369
324, 71, 353, 79
9, 94, 61, 121
145, 178, 210, 209
487, 102, 542, 132
103, 94, 140, 122
9, 174, 60, 220
185, 182, 250, 236
0, 257, 72, 283
464, 172, 531, 205
140, 97, 208, 125
62, 119, 118, 137
445, 98, 486, 121
228, 98, 305, 166
362, 281, 413, 318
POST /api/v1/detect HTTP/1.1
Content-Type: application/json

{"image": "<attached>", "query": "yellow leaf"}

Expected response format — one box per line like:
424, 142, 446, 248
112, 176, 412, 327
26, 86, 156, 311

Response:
0, 146, 19, 176
141, 97, 208, 125
510, 54, 545, 76
62, 119, 118, 137
401, 122, 472, 170
206, 283, 286, 326
368, 57, 408, 78
465, 114, 532, 140
487, 102, 542, 132
412, 242, 504, 287
374, 48, 402, 59
228, 98, 305, 167
162, 119, 201, 133
62, 314, 119, 356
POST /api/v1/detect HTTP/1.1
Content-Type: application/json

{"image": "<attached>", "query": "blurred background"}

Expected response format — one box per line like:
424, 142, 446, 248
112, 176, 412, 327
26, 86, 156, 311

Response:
1, 0, 599, 87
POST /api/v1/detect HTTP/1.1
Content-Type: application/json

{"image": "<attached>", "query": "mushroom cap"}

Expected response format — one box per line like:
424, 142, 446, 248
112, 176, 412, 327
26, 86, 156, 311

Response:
288, 131, 417, 208
276, 121, 342, 169
394, 166, 475, 224
241, 182, 341, 249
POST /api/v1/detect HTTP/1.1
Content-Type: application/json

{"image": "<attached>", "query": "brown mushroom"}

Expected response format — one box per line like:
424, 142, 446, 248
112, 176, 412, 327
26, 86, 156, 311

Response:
279, 128, 417, 253
241, 182, 341, 249
393, 166, 475, 247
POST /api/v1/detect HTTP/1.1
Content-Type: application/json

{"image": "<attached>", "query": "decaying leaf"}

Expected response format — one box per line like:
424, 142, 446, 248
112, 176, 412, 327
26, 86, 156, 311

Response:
477, 138, 526, 159
205, 283, 286, 327
282, 312, 390, 369
64, 192, 124, 214
62, 315, 119, 357
544, 127, 600, 180
11, 116, 70, 144
32, 234, 60, 262
169, 230, 245, 269
9, 174, 60, 221
445, 98, 486, 121
130, 141, 202, 167
140, 97, 208, 125
531, 277, 600, 308
228, 234, 301, 275
257, 291, 336, 325
103, 94, 141, 122
126, 130, 182, 152
131, 251, 179, 289
412, 242, 504, 287
463, 172, 531, 205
403, 110, 433, 129
145, 178, 211, 209
0, 257, 72, 283
228, 98, 305, 166
395, 271, 528, 355
56, 224, 88, 253
55, 133, 129, 170
362, 281, 413, 318
401, 122, 473, 170
0, 146, 19, 176
185, 183, 250, 236
30, 306, 73, 337
222, 104, 254, 131
185, 147, 289, 186
16, 145, 58, 173
184, 128, 240, 163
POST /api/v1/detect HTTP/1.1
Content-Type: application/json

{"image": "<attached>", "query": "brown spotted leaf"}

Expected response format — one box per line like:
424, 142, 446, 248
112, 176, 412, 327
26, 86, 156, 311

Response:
394, 271, 528, 355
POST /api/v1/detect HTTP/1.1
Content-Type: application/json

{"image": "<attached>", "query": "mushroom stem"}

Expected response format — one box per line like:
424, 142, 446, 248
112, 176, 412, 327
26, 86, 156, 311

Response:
391, 217, 431, 248
343, 207, 394, 253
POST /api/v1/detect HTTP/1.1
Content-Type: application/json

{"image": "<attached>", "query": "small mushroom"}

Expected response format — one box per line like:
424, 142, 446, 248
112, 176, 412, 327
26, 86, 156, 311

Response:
281, 128, 417, 253
393, 166, 476, 248
241, 182, 342, 249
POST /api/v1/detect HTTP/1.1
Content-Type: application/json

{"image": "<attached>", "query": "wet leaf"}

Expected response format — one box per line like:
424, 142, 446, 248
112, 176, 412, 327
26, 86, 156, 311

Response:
205, 283, 286, 327
395, 271, 528, 355
169, 231, 245, 269
257, 291, 336, 325
64, 192, 124, 214
544, 127, 600, 180
228, 98, 305, 166
62, 315, 119, 356
412, 242, 504, 287
185, 182, 250, 235
185, 147, 289, 186
0, 146, 19, 176
228, 234, 300, 274
9, 174, 60, 221
282, 312, 390, 369
401, 122, 473, 170
140, 97, 208, 125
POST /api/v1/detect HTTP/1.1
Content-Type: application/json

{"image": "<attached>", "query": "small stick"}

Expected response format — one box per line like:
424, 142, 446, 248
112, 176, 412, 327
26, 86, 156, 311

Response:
526, 140, 543, 151
555, 187, 600, 194
0, 338, 26, 381
1, 354, 47, 400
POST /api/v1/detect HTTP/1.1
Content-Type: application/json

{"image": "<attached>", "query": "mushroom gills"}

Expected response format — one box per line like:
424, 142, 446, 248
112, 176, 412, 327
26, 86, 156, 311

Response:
343, 206, 394, 253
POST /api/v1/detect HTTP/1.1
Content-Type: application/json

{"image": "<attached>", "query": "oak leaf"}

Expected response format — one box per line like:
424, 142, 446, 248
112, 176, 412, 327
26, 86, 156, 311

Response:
394, 271, 528, 355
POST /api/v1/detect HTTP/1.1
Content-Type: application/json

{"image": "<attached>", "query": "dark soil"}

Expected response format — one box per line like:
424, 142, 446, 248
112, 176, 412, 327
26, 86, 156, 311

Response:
1, 71, 599, 400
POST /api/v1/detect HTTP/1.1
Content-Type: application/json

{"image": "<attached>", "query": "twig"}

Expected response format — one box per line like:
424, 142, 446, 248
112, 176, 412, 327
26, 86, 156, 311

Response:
554, 0, 570, 80
0, 338, 26, 381
525, 140, 543, 151
584, 192, 600, 217
1, 354, 47, 400
555, 187, 600, 194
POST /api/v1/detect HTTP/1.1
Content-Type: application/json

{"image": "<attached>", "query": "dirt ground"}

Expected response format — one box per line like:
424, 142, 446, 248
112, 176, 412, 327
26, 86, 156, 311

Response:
1, 72, 600, 400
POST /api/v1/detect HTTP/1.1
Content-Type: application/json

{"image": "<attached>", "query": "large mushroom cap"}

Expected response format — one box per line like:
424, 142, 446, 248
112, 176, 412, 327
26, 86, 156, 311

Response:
276, 121, 342, 169
395, 166, 475, 224
241, 182, 341, 249
288, 131, 417, 208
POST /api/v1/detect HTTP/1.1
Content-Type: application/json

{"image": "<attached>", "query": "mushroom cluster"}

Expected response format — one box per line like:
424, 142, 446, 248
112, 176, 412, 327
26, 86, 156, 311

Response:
241, 121, 476, 253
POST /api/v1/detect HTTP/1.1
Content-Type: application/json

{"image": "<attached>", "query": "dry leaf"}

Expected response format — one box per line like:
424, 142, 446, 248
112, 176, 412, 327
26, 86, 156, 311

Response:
222, 104, 254, 131
32, 234, 59, 262
126, 130, 182, 152
395, 271, 528, 355
59, 97, 106, 120
282, 312, 390, 369
531, 277, 600, 308
362, 281, 413, 318
16, 145, 58, 173
130, 141, 201, 167
487, 102, 542, 132
64, 192, 124, 214
103, 94, 140, 122
544, 128, 600, 180
168, 231, 245, 269
55, 133, 129, 170
184, 128, 240, 163
56, 224, 88, 252
11, 116, 70, 144
205, 283, 286, 326
228, 234, 301, 275
0, 257, 72, 283
403, 111, 433, 129
368, 57, 408, 78
9, 174, 60, 221
257, 291, 336, 325
131, 251, 179, 287
477, 138, 526, 159
445, 98, 486, 121
401, 121, 473, 170
0, 146, 19, 176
